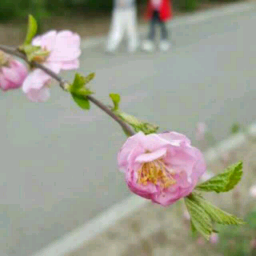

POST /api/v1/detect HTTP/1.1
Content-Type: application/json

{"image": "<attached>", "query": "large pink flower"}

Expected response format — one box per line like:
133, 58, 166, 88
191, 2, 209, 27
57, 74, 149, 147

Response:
22, 30, 81, 102
118, 132, 206, 206
0, 53, 27, 91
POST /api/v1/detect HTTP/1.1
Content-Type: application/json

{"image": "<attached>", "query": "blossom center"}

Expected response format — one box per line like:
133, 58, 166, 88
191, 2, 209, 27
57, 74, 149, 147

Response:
137, 159, 176, 188
31, 47, 50, 64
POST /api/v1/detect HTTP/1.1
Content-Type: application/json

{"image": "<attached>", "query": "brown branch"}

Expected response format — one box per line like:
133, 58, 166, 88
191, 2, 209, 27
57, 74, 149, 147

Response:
0, 44, 135, 136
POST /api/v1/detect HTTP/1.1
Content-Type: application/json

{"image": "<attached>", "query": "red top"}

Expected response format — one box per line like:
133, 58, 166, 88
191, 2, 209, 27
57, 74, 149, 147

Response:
144, 0, 173, 22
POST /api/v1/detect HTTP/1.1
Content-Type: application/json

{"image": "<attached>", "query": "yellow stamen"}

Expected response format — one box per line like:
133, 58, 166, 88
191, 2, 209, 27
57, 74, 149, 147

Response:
137, 160, 176, 188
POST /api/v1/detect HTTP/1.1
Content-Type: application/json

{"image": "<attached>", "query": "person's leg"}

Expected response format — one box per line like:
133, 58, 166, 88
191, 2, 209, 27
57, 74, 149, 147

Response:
160, 21, 168, 41
148, 11, 158, 41
126, 8, 138, 52
142, 11, 158, 52
159, 20, 171, 51
106, 9, 125, 52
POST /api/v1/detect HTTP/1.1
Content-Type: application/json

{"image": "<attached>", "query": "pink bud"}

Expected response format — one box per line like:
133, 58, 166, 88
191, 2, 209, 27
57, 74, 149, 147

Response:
0, 53, 28, 91
196, 122, 207, 141
210, 233, 219, 244
249, 185, 256, 198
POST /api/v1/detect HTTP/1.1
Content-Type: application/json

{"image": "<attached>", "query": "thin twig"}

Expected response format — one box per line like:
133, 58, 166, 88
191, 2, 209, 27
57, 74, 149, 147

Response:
0, 44, 135, 136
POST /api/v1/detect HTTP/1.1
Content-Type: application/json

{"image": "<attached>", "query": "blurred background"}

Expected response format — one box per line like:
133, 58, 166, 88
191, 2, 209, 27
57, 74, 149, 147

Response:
1, 0, 256, 256
0, 0, 242, 45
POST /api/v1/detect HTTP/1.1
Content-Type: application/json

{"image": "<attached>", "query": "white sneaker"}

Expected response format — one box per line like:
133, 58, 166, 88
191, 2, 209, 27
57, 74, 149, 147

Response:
159, 40, 170, 51
141, 40, 155, 52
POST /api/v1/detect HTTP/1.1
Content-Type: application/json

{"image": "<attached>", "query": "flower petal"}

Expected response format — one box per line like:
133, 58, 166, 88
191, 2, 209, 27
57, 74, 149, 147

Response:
22, 69, 50, 93
118, 132, 145, 171
26, 86, 51, 102
33, 30, 57, 51
48, 30, 81, 62
60, 59, 80, 70
135, 148, 167, 163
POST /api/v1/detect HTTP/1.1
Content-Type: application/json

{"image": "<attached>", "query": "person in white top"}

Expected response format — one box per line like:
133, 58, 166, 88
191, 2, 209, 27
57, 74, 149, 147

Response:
106, 0, 138, 53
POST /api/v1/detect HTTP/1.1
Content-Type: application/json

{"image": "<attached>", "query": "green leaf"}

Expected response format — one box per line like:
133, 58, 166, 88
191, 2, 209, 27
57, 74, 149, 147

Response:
184, 196, 213, 240
196, 161, 243, 193
71, 93, 90, 110
72, 73, 85, 90
114, 110, 159, 135
24, 15, 38, 45
190, 220, 197, 233
191, 193, 245, 225
69, 73, 95, 95
83, 73, 95, 86
109, 93, 121, 111
69, 73, 95, 111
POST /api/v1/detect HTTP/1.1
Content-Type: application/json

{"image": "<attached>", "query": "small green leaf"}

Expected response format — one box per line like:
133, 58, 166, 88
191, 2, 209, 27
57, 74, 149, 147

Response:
72, 94, 90, 110
190, 220, 197, 235
69, 73, 95, 110
109, 93, 121, 111
84, 73, 95, 85
69, 73, 95, 95
114, 110, 159, 135
24, 15, 38, 45
184, 196, 213, 240
72, 73, 86, 90
191, 193, 245, 225
196, 162, 243, 193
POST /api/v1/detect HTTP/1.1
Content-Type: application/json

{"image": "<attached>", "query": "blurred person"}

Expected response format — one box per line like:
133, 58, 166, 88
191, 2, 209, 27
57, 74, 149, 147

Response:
142, 0, 173, 52
106, 0, 138, 53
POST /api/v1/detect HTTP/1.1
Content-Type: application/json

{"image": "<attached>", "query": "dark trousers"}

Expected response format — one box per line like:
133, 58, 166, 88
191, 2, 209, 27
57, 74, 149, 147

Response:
148, 11, 168, 41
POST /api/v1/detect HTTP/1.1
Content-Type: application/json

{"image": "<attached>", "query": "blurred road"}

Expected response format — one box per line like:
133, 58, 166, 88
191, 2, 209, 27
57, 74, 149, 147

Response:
1, 4, 256, 256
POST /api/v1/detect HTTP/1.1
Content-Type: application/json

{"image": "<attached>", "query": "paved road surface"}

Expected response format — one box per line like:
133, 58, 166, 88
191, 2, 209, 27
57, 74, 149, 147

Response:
1, 4, 256, 256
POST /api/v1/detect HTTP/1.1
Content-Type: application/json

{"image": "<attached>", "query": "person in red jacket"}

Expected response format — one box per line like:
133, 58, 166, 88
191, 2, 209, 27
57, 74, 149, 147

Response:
142, 0, 173, 52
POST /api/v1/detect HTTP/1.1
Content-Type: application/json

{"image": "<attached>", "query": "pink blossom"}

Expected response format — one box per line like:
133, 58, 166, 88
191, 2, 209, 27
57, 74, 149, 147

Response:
196, 122, 207, 141
32, 30, 81, 70
22, 63, 60, 102
249, 185, 256, 198
22, 30, 81, 102
118, 132, 206, 206
0, 52, 27, 91
209, 233, 219, 244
